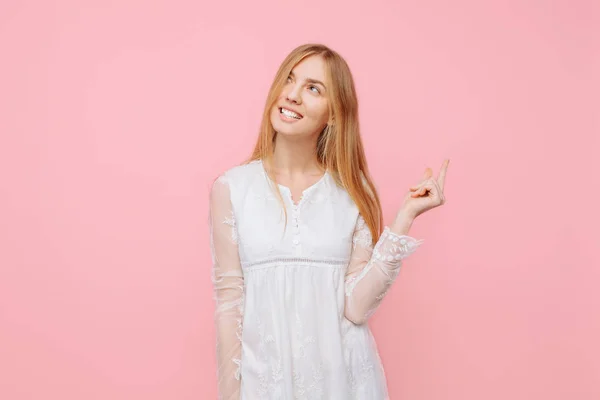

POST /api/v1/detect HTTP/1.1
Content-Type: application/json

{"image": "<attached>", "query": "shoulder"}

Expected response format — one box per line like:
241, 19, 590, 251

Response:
211, 159, 265, 202
213, 159, 263, 188
221, 159, 263, 181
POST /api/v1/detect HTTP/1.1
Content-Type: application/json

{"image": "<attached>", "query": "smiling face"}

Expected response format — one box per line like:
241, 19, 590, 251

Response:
270, 55, 331, 139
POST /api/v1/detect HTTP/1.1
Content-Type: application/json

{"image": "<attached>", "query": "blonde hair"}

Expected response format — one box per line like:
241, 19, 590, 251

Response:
244, 43, 383, 245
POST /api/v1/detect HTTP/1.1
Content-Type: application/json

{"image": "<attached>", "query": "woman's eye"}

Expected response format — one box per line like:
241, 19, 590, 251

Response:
285, 77, 319, 93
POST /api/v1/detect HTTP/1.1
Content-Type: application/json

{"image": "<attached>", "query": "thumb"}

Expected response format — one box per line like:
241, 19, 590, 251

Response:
423, 167, 433, 180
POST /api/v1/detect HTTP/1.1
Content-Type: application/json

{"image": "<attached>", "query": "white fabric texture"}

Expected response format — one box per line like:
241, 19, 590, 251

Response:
209, 160, 424, 400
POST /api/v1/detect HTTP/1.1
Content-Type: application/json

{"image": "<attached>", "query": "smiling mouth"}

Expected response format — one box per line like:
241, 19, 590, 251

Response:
279, 107, 303, 119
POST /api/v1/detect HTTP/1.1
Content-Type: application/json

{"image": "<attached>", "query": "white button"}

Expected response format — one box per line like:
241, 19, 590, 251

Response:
387, 255, 394, 262
400, 239, 407, 245
293, 239, 299, 245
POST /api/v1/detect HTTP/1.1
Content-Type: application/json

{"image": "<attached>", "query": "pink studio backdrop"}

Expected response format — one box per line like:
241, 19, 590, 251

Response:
0, 1, 598, 399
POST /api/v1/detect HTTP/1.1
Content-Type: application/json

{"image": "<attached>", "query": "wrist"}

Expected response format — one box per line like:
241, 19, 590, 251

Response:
397, 207, 417, 222
391, 210, 415, 236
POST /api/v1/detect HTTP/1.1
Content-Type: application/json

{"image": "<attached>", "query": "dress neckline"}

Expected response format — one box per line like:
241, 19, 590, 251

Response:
258, 159, 328, 206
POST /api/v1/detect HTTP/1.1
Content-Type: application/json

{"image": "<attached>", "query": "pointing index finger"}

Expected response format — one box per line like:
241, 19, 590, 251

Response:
437, 159, 449, 192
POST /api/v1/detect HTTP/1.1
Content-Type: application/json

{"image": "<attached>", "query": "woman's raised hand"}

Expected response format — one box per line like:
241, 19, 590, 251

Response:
399, 159, 449, 220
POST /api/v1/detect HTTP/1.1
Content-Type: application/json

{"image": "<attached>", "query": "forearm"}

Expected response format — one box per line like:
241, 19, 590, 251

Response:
344, 211, 422, 325
215, 317, 243, 399
389, 208, 416, 236
214, 282, 244, 399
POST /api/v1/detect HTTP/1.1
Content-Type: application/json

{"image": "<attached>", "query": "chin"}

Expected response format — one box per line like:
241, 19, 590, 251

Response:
270, 111, 296, 135
273, 124, 302, 137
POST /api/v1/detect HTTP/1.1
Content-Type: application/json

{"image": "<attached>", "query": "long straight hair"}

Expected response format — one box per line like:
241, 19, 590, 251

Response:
244, 43, 383, 245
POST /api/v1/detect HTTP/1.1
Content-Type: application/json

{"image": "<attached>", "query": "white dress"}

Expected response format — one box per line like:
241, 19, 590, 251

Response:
209, 160, 424, 400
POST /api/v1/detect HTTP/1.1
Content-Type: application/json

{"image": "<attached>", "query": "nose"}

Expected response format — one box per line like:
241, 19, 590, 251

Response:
285, 82, 302, 104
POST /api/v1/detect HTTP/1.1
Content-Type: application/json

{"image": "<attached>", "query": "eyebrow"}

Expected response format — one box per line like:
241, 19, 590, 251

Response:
289, 71, 327, 90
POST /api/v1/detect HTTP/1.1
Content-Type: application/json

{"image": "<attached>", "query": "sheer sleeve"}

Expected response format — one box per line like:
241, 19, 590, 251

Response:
344, 214, 424, 325
209, 175, 244, 399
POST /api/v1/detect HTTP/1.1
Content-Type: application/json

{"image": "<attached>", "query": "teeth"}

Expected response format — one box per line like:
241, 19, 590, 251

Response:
281, 108, 301, 119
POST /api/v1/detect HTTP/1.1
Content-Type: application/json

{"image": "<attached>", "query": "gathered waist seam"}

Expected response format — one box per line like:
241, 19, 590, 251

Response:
242, 256, 348, 270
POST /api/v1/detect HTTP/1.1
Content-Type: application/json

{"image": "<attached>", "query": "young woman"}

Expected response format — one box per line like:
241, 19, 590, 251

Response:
209, 43, 449, 399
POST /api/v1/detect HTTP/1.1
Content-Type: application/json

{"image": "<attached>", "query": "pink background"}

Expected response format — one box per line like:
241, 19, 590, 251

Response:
1, 0, 598, 399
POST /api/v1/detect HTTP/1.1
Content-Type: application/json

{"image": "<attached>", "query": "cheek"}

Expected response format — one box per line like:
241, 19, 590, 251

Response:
318, 107, 330, 124
306, 102, 329, 122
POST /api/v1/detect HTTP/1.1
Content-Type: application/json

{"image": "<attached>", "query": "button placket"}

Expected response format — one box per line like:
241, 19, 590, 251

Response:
291, 203, 301, 254
292, 205, 300, 246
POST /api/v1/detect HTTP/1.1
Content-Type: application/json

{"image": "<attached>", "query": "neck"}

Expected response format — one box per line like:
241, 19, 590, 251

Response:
268, 133, 324, 176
